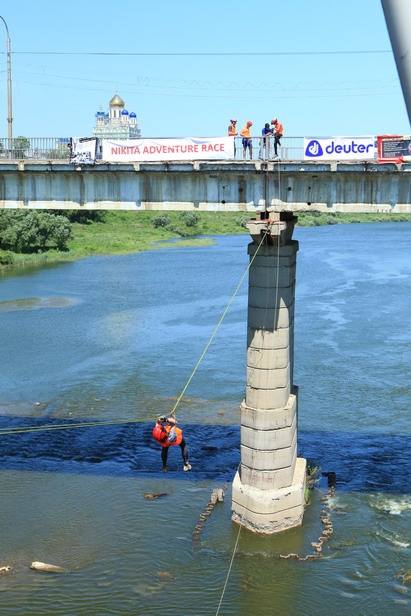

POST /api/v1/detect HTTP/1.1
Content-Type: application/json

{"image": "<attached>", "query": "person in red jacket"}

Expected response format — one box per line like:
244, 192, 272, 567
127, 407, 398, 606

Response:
152, 415, 191, 473
271, 118, 284, 157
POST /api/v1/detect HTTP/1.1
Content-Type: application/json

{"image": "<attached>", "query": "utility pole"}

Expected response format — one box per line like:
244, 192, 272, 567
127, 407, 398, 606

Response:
0, 16, 13, 140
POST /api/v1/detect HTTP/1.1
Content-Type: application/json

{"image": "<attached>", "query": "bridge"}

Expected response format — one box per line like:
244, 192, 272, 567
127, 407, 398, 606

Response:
0, 158, 410, 213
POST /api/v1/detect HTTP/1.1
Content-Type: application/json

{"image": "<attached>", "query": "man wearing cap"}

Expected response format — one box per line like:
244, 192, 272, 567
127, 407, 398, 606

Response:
152, 415, 191, 473
240, 121, 253, 159
271, 118, 284, 158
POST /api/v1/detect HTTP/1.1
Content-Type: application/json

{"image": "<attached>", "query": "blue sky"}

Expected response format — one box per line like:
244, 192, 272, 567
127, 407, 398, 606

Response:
0, 0, 409, 139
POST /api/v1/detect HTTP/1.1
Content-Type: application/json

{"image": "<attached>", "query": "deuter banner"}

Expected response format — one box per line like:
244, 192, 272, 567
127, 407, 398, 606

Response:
304, 136, 376, 161
102, 137, 234, 162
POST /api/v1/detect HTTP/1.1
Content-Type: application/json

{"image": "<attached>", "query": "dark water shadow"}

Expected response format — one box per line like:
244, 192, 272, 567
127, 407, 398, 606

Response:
0, 416, 410, 494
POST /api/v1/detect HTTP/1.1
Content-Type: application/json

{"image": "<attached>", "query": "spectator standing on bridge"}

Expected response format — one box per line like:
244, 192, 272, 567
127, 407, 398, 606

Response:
271, 118, 284, 158
228, 118, 238, 157
260, 122, 273, 159
152, 415, 191, 473
240, 121, 253, 159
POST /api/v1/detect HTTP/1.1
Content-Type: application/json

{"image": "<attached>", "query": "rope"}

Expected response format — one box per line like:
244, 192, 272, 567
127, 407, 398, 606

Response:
0, 230, 269, 437
169, 229, 268, 418
216, 160, 285, 614
0, 417, 139, 436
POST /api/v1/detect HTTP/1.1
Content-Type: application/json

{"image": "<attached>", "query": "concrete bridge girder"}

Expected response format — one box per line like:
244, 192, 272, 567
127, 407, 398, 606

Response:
0, 160, 410, 212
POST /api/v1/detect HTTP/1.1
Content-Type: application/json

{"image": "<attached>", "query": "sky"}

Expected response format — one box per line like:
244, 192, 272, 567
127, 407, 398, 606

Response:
0, 0, 409, 140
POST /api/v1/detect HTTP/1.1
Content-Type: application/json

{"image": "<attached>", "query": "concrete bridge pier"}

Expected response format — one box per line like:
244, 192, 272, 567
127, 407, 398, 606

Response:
231, 213, 306, 533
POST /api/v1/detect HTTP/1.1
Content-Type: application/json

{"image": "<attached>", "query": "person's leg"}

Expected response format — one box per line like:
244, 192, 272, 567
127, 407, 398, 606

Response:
180, 439, 191, 470
161, 447, 168, 472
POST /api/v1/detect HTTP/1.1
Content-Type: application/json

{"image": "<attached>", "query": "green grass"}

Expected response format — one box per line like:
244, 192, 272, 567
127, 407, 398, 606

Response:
1, 210, 410, 269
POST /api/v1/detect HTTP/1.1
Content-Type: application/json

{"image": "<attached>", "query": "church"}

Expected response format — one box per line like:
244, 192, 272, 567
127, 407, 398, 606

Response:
92, 92, 141, 140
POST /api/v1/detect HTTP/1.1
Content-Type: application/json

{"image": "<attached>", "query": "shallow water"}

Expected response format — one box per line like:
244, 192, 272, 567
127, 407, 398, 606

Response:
0, 223, 410, 615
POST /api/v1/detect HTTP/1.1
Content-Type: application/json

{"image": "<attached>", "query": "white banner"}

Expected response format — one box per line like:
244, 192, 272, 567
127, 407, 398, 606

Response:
304, 136, 376, 160
69, 137, 97, 165
102, 137, 234, 162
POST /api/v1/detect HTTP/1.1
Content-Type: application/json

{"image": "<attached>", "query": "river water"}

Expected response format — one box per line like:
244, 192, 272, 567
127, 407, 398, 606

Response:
0, 222, 409, 615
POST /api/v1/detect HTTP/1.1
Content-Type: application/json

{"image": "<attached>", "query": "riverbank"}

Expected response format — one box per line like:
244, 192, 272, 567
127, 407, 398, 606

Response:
1, 210, 410, 270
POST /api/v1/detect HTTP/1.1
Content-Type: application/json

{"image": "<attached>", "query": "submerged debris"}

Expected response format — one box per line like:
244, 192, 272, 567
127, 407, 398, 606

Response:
280, 474, 337, 562
192, 486, 226, 548
0, 566, 12, 574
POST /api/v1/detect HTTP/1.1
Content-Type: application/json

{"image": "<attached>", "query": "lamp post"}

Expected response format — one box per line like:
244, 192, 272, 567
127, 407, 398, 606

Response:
0, 16, 12, 140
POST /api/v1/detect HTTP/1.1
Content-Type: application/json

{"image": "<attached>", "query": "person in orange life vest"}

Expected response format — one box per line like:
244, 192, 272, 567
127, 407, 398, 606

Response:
240, 121, 253, 159
228, 118, 238, 137
228, 118, 238, 157
270, 118, 284, 157
152, 416, 191, 473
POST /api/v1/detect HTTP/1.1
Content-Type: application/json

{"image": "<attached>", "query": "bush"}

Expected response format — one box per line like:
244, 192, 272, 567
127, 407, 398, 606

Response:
0, 250, 14, 265
179, 211, 199, 227
169, 226, 189, 237
47, 210, 106, 224
152, 213, 171, 228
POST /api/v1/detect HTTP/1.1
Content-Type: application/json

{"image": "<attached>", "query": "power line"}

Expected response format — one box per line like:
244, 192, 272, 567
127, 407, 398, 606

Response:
2, 50, 391, 57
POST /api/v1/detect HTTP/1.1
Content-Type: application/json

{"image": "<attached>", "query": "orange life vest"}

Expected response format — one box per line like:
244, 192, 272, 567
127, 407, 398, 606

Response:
152, 424, 183, 448
273, 121, 284, 136
228, 123, 237, 136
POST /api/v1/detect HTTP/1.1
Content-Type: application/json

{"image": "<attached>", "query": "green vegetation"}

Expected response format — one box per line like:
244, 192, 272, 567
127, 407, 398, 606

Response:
0, 211, 72, 254
0, 210, 410, 269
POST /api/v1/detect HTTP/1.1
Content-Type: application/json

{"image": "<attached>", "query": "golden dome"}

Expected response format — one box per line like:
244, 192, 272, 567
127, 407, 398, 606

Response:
109, 92, 125, 108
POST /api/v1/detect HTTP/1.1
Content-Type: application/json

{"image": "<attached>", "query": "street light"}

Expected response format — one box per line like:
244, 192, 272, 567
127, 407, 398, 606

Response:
0, 15, 12, 140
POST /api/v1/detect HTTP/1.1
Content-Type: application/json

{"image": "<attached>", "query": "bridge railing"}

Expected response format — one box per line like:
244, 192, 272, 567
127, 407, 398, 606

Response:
0, 136, 305, 162
234, 136, 304, 161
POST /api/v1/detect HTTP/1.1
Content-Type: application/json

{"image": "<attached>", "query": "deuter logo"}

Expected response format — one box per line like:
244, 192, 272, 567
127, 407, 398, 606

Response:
304, 136, 376, 160
305, 140, 323, 157
324, 140, 374, 155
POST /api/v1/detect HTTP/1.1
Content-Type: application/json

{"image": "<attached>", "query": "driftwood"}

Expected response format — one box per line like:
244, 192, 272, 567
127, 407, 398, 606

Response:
144, 492, 169, 499
30, 561, 68, 574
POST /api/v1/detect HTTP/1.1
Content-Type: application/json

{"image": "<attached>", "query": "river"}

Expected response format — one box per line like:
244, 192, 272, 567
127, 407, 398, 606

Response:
0, 222, 410, 615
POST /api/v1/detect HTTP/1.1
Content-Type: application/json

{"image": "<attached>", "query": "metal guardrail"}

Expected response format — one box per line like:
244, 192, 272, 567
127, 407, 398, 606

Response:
233, 136, 304, 161
0, 136, 305, 162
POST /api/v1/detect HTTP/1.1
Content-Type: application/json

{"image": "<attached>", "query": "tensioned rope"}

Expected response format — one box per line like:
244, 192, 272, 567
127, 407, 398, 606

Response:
169, 229, 268, 418
0, 231, 269, 437
215, 159, 284, 616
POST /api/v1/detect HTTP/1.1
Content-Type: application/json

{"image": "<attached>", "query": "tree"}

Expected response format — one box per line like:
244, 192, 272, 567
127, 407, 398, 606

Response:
12, 136, 30, 159
0, 210, 73, 253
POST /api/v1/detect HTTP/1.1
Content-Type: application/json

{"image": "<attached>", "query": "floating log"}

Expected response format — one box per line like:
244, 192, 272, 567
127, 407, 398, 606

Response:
30, 561, 68, 574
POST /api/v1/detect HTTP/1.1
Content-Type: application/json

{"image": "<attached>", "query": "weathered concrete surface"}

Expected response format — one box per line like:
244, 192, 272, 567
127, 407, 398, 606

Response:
0, 160, 410, 212
232, 457, 306, 534
231, 221, 306, 534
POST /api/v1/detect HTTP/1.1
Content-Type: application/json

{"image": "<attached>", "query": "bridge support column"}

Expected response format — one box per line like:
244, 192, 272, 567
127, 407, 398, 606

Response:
231, 214, 306, 533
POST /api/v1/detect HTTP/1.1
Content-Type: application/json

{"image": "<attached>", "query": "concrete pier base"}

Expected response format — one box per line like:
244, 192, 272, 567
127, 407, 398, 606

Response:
231, 214, 306, 533
232, 457, 306, 534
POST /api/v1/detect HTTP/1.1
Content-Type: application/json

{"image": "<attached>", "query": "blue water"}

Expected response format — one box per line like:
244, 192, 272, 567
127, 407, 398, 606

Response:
0, 222, 410, 615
